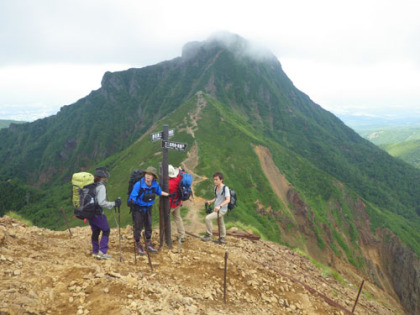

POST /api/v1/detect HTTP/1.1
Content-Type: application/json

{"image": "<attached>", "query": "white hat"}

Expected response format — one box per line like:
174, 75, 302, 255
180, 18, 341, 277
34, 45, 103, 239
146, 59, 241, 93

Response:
168, 165, 179, 178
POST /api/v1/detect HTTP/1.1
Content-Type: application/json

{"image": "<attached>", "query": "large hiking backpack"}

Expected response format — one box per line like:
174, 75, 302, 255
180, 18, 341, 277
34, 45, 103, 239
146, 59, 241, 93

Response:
72, 172, 100, 220
215, 185, 237, 211
178, 171, 193, 201
127, 169, 145, 206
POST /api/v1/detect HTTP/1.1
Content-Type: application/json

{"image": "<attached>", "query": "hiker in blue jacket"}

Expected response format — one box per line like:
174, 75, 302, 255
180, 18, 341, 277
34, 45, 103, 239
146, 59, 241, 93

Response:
90, 167, 121, 260
128, 166, 169, 255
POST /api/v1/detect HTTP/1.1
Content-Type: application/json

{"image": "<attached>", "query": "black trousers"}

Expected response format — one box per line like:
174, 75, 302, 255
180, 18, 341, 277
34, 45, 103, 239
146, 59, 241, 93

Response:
131, 205, 153, 243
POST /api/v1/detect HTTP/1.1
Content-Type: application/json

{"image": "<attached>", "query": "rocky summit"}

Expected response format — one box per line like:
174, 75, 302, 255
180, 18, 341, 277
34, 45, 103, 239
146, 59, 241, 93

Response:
0, 216, 402, 314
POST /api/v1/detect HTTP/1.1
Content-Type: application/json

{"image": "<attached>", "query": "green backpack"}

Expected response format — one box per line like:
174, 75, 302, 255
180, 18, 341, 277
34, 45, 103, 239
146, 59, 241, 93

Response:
72, 172, 100, 220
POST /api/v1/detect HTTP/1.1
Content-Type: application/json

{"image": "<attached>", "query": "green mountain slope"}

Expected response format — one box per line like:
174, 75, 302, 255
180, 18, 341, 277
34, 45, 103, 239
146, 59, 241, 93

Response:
1, 33, 420, 313
0, 119, 27, 129
360, 126, 420, 145
1, 32, 419, 254
380, 139, 420, 168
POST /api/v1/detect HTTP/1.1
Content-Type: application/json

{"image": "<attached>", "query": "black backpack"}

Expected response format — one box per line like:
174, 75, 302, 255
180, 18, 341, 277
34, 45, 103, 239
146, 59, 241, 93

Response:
74, 183, 101, 220
127, 169, 145, 206
215, 185, 237, 211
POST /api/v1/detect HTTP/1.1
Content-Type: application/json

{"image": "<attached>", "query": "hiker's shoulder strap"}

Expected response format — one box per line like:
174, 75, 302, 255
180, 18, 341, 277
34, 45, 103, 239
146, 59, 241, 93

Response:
223, 185, 230, 197
214, 185, 226, 196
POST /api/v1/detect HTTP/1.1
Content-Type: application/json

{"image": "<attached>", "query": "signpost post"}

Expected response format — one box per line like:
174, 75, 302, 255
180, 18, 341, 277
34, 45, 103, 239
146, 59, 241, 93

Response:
152, 125, 187, 249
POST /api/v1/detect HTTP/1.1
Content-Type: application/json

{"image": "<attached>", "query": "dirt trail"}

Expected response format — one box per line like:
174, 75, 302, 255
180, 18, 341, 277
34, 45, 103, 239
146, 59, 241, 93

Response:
0, 216, 402, 315
175, 91, 209, 235
179, 142, 207, 234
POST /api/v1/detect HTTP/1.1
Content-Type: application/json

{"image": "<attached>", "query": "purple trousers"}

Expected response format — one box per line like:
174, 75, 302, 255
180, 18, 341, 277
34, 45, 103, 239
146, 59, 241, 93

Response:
88, 214, 110, 254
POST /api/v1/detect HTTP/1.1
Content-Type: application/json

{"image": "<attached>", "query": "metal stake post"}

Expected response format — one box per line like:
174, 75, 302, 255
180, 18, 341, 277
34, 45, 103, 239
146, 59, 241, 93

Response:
224, 251, 228, 304
352, 279, 365, 313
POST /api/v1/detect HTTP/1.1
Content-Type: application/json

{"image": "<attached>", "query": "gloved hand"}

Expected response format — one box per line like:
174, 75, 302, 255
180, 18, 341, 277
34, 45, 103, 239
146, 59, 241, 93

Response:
115, 198, 121, 207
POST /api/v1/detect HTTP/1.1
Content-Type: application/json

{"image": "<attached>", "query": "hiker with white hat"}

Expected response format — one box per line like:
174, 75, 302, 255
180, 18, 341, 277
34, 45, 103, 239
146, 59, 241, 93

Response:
168, 165, 186, 242
128, 166, 169, 254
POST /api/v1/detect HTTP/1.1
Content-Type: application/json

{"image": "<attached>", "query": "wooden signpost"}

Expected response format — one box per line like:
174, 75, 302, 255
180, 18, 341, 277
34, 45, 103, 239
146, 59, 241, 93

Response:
152, 125, 187, 249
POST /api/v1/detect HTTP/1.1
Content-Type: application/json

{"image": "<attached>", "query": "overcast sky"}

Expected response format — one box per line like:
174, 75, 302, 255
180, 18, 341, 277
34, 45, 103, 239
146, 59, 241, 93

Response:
1, 0, 420, 122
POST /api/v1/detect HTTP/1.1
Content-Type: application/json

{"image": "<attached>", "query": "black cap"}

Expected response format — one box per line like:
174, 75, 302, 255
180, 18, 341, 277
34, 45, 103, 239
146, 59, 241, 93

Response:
94, 167, 110, 178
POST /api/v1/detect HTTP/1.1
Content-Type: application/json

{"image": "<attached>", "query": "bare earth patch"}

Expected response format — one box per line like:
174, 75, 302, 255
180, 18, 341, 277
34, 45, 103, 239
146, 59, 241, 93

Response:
0, 216, 402, 314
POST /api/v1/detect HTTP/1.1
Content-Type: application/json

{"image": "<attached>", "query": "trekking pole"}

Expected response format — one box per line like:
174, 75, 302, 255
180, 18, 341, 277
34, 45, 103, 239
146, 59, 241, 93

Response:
60, 208, 72, 237
133, 237, 137, 264
118, 201, 122, 262
217, 210, 221, 242
143, 231, 154, 272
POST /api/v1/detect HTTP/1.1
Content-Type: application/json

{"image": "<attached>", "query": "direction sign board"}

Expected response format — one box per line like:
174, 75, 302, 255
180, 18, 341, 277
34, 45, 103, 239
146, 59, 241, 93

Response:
150, 129, 175, 142
161, 140, 187, 152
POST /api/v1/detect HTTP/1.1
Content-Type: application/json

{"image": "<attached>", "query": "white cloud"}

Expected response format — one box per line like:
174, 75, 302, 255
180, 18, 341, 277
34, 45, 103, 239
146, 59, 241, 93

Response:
1, 0, 420, 121
0, 64, 129, 120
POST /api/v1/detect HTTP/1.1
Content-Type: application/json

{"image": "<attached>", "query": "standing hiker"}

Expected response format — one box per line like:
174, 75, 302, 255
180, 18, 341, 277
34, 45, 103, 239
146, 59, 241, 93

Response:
168, 165, 186, 242
128, 166, 169, 255
90, 167, 121, 259
201, 172, 230, 244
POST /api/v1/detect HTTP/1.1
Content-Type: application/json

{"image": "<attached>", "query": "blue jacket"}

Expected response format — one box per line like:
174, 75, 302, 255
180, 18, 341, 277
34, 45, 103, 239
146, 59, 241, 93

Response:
128, 177, 162, 208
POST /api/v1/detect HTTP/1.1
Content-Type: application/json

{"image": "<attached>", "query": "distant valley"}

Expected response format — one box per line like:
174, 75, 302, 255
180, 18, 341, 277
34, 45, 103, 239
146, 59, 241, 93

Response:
0, 119, 27, 129
340, 114, 420, 169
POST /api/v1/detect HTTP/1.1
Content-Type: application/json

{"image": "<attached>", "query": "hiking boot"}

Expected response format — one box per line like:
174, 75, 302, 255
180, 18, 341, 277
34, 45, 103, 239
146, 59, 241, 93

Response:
213, 237, 226, 244
137, 243, 146, 256
146, 241, 158, 253
201, 233, 212, 242
97, 251, 112, 260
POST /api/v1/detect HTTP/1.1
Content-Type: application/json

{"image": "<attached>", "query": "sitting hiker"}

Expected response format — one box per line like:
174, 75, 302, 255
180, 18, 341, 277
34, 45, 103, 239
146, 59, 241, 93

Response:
128, 166, 169, 255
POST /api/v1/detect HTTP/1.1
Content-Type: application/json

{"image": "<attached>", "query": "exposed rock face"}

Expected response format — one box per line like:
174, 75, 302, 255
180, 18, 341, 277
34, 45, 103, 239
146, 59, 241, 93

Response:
380, 233, 420, 314
287, 186, 420, 314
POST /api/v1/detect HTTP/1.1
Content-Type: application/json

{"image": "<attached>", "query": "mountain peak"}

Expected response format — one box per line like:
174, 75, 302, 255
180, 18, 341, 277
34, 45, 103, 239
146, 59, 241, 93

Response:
182, 31, 276, 62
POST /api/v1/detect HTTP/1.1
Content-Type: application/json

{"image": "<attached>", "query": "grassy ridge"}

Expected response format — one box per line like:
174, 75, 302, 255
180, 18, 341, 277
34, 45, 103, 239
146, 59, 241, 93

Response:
359, 126, 420, 145
381, 140, 420, 169
0, 120, 27, 129
357, 125, 420, 169
3, 92, 420, 270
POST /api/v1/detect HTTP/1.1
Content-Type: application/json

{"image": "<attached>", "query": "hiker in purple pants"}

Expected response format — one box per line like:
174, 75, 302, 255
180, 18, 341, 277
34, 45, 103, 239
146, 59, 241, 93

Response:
89, 167, 121, 260
89, 215, 111, 256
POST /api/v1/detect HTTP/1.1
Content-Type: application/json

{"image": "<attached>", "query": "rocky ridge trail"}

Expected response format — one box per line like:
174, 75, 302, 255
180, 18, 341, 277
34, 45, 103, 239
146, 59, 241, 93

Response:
0, 216, 402, 314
